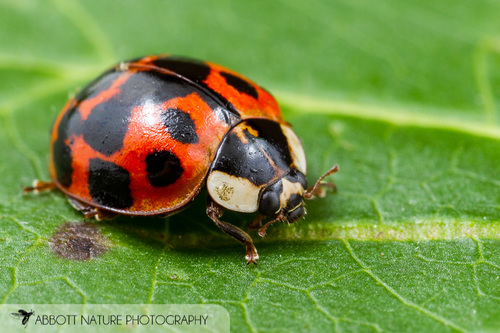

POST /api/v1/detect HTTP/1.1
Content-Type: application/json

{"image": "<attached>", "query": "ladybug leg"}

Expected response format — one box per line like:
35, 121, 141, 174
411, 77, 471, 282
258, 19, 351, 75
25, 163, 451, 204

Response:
23, 180, 56, 194
206, 198, 259, 265
304, 165, 339, 199
67, 197, 115, 221
257, 211, 286, 238
247, 214, 265, 230
306, 181, 336, 198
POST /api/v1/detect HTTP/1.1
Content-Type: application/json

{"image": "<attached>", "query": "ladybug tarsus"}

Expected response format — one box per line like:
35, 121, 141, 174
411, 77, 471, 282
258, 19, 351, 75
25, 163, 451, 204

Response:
206, 198, 259, 265
22, 180, 56, 194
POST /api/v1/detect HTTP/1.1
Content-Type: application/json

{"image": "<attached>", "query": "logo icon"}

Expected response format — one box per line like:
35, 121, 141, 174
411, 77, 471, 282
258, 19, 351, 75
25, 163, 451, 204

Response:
10, 309, 35, 327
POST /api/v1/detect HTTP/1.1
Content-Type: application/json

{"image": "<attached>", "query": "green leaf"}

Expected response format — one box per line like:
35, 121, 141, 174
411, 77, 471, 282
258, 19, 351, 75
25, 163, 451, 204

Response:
1, 0, 500, 332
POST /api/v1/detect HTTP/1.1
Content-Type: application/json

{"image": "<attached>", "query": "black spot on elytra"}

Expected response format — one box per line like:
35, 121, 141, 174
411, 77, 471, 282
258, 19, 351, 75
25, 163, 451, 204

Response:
49, 222, 110, 261
152, 56, 241, 125
52, 71, 120, 186
81, 98, 132, 156
145, 150, 184, 187
80, 70, 200, 156
52, 104, 82, 188
161, 108, 198, 144
152, 57, 212, 83
210, 119, 292, 186
88, 158, 133, 209
220, 71, 258, 99
54, 143, 73, 187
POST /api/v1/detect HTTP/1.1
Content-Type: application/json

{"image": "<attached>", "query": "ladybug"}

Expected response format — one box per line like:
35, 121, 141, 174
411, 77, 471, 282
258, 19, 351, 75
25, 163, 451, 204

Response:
24, 55, 338, 264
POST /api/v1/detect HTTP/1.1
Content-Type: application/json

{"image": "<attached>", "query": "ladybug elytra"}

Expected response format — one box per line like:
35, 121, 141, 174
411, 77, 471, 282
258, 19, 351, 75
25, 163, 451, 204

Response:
25, 55, 338, 264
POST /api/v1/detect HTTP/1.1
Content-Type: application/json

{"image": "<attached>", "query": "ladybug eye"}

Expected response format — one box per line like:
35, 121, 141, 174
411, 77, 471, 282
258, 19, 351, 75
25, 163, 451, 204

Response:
258, 181, 282, 216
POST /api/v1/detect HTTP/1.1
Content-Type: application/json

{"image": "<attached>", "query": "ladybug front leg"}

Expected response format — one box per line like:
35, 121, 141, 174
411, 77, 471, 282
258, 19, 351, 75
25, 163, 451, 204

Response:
206, 198, 259, 265
304, 165, 339, 199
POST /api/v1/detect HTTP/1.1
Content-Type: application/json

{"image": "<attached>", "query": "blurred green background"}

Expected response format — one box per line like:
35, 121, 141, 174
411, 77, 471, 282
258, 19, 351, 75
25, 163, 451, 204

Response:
1, 1, 500, 332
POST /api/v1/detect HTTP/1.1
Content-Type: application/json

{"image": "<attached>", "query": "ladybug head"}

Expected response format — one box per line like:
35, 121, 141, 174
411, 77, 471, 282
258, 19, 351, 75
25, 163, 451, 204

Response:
258, 168, 308, 224
255, 164, 338, 237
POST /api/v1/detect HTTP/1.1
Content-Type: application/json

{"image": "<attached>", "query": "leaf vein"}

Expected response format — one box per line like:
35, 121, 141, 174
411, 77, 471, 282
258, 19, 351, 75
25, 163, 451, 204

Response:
343, 239, 468, 332
49, 0, 115, 62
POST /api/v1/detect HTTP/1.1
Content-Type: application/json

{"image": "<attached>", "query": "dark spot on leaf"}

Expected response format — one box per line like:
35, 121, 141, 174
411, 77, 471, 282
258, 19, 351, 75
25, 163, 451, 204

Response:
49, 222, 111, 261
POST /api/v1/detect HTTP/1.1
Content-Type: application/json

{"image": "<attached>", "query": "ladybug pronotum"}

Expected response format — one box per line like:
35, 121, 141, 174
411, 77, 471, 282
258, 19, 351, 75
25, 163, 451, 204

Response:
25, 55, 338, 264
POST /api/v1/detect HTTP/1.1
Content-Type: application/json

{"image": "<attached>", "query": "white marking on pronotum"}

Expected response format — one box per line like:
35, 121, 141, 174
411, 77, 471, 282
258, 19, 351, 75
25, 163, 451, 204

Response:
279, 178, 305, 210
207, 170, 262, 213
281, 124, 307, 174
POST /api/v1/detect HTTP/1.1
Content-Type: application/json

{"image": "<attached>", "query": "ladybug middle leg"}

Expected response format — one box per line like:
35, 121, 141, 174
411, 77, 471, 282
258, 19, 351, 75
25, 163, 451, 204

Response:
67, 197, 116, 220
206, 197, 259, 265
23, 179, 56, 194
247, 214, 264, 230
24, 180, 115, 220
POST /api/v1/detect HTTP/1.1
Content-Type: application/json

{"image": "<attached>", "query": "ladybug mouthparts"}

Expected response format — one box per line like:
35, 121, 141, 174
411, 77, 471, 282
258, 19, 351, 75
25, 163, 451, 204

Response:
258, 169, 308, 223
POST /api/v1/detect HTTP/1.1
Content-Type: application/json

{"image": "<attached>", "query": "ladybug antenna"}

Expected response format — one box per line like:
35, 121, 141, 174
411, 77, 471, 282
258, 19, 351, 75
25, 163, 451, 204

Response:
304, 165, 339, 199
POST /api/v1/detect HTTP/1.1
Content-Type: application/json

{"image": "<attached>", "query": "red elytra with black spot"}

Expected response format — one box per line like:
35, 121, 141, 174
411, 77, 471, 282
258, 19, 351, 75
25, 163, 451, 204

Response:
49, 55, 283, 215
29, 55, 338, 264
